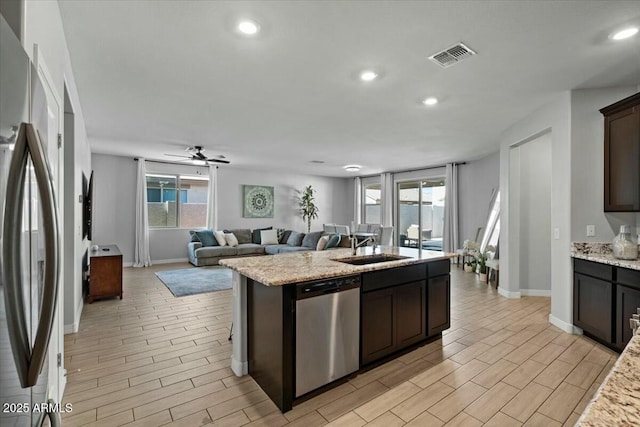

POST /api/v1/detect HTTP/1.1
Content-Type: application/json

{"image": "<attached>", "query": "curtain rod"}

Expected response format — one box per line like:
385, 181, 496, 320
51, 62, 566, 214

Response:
133, 158, 217, 168
357, 161, 466, 179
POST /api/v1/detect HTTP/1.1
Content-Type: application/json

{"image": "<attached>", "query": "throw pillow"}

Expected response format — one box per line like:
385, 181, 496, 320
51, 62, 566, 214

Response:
276, 228, 285, 242
325, 233, 341, 249
225, 233, 239, 247
286, 231, 304, 246
189, 230, 201, 243
213, 230, 227, 247
228, 229, 252, 244
302, 231, 325, 249
316, 235, 330, 251
252, 227, 273, 244
194, 229, 217, 247
279, 229, 292, 244
260, 229, 279, 245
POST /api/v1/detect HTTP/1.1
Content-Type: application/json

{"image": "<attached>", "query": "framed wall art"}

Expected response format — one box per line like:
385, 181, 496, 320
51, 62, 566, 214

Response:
243, 185, 274, 218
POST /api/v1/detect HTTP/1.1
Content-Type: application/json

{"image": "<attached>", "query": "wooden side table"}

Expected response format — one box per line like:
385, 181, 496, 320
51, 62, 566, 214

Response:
88, 244, 123, 303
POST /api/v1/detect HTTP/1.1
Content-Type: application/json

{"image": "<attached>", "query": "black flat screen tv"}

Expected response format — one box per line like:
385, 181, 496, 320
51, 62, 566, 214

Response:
83, 171, 93, 240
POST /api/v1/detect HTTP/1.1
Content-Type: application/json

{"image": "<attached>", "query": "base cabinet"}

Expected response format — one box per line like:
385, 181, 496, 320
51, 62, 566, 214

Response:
573, 258, 640, 351
573, 273, 613, 343
361, 260, 450, 366
616, 285, 640, 349
428, 275, 451, 336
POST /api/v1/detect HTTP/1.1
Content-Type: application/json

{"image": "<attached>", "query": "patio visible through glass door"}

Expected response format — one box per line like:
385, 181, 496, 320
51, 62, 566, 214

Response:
397, 179, 446, 251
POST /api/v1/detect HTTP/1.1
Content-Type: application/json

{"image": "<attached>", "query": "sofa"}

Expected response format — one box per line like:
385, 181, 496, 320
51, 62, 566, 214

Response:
188, 227, 350, 266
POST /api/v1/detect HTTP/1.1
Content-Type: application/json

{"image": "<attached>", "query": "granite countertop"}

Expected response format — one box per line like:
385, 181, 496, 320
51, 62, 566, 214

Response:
571, 242, 640, 271
220, 246, 454, 286
577, 333, 640, 426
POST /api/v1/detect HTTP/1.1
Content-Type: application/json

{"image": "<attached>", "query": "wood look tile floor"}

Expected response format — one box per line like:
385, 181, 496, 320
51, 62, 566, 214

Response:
62, 263, 618, 427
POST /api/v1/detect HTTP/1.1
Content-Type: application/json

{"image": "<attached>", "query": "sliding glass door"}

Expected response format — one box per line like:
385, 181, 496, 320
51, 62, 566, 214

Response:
397, 179, 446, 251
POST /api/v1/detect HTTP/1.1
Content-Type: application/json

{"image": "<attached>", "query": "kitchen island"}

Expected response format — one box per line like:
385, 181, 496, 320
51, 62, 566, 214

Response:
220, 246, 453, 411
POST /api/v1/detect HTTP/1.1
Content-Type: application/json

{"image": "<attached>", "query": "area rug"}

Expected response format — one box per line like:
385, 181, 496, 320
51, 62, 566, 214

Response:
155, 266, 232, 297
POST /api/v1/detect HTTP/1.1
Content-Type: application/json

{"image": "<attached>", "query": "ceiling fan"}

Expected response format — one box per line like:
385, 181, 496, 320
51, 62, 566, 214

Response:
164, 146, 230, 164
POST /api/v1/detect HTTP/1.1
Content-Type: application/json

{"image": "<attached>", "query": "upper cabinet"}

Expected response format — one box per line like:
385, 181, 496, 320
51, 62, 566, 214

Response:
600, 92, 640, 212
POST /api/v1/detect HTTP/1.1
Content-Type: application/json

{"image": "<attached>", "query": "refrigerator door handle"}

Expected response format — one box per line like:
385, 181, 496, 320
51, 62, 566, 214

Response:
2, 122, 60, 388
41, 400, 62, 427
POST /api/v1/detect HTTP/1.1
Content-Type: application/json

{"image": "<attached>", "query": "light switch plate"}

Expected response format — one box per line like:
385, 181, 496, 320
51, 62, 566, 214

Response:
553, 228, 560, 240
586, 225, 596, 237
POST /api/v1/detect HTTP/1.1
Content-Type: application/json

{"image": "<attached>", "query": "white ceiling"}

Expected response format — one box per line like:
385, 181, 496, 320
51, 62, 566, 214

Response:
58, 1, 640, 177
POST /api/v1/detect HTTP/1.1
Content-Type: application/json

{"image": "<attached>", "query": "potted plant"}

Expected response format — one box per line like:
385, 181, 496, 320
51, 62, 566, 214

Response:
464, 259, 476, 273
299, 185, 319, 233
472, 245, 496, 282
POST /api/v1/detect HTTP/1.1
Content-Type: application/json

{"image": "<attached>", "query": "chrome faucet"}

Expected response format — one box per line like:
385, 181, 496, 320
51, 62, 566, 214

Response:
351, 236, 375, 256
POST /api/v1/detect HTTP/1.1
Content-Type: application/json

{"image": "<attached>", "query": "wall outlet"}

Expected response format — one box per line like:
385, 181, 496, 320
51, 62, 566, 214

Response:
553, 228, 560, 240
586, 225, 596, 237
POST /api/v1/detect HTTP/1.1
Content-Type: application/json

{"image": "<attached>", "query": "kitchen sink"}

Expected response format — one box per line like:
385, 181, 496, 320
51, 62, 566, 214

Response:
333, 254, 411, 265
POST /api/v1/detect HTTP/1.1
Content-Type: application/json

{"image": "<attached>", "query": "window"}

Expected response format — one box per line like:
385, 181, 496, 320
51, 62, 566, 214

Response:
363, 183, 381, 224
397, 179, 445, 251
146, 174, 208, 228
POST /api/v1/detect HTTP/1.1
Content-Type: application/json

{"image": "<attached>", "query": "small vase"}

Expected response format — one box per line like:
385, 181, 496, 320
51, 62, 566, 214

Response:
613, 225, 638, 260
464, 265, 473, 273
480, 273, 488, 282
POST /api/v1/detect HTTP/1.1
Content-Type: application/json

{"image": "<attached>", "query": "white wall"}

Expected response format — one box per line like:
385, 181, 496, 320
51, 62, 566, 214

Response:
458, 152, 500, 247
570, 87, 639, 242
499, 92, 572, 333
516, 134, 552, 294
91, 153, 353, 265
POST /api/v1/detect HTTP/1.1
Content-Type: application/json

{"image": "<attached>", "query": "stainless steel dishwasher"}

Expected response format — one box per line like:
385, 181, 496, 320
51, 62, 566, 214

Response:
295, 276, 360, 397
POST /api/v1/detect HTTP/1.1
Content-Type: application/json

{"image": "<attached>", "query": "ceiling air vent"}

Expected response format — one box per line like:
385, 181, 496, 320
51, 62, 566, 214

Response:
428, 42, 476, 68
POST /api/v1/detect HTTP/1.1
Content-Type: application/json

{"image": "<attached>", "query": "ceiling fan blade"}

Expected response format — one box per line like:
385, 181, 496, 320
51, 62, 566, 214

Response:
165, 154, 191, 158
207, 158, 230, 164
195, 152, 207, 160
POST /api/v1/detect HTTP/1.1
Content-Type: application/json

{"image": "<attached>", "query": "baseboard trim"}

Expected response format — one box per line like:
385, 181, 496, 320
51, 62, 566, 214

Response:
231, 356, 248, 377
549, 314, 582, 334
498, 287, 521, 299
520, 289, 552, 297
153, 258, 189, 265
64, 297, 84, 334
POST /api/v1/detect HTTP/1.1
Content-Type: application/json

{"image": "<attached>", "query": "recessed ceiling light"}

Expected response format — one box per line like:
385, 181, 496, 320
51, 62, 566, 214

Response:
310, 160, 325, 164
611, 27, 638, 40
423, 97, 438, 106
359, 71, 378, 82
344, 164, 361, 172
237, 20, 260, 35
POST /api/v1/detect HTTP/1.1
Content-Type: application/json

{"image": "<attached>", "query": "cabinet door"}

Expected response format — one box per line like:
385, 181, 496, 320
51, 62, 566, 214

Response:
604, 107, 640, 211
573, 273, 612, 342
395, 281, 426, 348
361, 288, 395, 365
616, 285, 640, 350
428, 275, 450, 336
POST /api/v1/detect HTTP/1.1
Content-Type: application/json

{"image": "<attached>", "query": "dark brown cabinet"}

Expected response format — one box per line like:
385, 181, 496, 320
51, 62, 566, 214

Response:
600, 92, 640, 212
573, 258, 640, 351
573, 273, 613, 343
88, 244, 123, 303
428, 274, 451, 336
361, 261, 450, 365
616, 285, 640, 349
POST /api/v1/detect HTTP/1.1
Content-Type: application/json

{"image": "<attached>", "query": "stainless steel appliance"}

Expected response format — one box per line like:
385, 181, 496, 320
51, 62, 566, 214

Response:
295, 276, 360, 397
1, 15, 61, 427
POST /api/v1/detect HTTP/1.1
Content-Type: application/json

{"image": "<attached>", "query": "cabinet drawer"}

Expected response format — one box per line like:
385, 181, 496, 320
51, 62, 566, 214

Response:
427, 259, 450, 277
617, 267, 640, 290
573, 259, 613, 281
362, 264, 426, 293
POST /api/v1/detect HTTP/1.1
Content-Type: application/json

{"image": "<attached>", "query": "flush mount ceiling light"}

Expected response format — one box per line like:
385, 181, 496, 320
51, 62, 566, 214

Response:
423, 97, 439, 106
359, 70, 378, 82
344, 164, 362, 172
611, 27, 639, 40
237, 20, 260, 36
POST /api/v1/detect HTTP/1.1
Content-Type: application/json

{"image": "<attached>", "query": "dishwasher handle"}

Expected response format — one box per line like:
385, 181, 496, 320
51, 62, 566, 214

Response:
296, 276, 360, 299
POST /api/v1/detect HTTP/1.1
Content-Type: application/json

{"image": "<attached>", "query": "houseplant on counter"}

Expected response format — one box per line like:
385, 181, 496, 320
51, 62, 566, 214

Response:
299, 185, 319, 233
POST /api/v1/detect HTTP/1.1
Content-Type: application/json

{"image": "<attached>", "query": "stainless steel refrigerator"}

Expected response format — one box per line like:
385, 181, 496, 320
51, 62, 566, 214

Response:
1, 15, 61, 427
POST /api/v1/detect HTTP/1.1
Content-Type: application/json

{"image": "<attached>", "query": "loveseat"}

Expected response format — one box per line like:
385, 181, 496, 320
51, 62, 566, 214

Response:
188, 227, 349, 266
